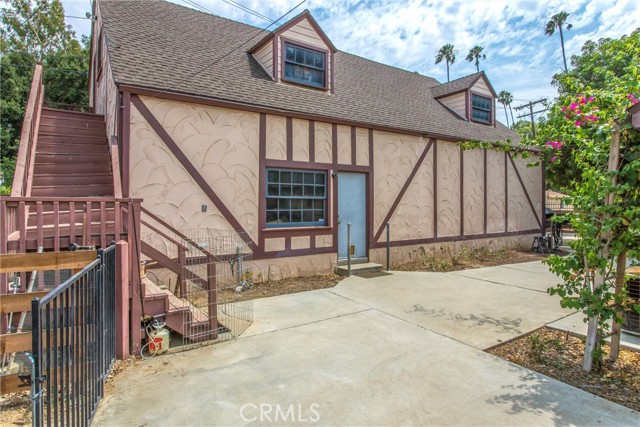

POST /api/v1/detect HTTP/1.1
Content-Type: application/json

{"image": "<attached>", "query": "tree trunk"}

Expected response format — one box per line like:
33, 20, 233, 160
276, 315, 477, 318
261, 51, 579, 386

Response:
509, 105, 515, 127
609, 251, 627, 362
446, 62, 450, 82
583, 124, 621, 371
503, 104, 509, 127
559, 25, 568, 72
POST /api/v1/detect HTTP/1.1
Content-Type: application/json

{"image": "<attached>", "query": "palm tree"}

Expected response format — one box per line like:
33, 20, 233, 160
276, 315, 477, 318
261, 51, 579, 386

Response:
465, 45, 486, 73
502, 91, 515, 126
435, 44, 456, 82
497, 91, 511, 127
545, 11, 573, 72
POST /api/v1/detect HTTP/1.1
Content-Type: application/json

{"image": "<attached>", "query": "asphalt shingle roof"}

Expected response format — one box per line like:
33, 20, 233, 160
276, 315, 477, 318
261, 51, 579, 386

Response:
430, 72, 483, 98
99, 0, 517, 142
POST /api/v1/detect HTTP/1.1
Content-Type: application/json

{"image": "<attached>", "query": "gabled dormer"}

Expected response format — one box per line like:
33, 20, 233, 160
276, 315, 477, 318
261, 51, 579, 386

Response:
431, 72, 498, 126
249, 10, 337, 93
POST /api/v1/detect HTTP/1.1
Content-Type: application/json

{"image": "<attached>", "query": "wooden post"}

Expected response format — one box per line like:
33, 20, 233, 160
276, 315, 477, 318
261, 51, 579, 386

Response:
127, 201, 143, 354
115, 241, 130, 358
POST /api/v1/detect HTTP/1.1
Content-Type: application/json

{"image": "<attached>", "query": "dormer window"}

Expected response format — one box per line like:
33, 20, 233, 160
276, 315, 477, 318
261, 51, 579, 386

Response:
471, 94, 492, 124
283, 42, 326, 89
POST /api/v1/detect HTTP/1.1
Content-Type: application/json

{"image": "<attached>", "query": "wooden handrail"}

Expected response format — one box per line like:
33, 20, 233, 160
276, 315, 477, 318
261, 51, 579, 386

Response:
2, 196, 140, 203
12, 64, 44, 197
139, 205, 218, 260
110, 136, 123, 198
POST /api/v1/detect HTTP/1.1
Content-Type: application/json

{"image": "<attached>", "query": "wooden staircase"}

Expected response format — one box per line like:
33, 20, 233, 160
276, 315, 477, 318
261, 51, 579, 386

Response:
31, 108, 114, 197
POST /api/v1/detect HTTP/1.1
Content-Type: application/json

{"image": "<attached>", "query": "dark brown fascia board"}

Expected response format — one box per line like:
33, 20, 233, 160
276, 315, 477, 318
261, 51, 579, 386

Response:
248, 33, 274, 54
275, 9, 337, 52
117, 83, 536, 152
433, 87, 467, 100
248, 10, 337, 54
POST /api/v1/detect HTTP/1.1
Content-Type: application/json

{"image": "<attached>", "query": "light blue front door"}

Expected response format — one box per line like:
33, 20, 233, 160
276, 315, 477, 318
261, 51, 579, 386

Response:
337, 172, 367, 260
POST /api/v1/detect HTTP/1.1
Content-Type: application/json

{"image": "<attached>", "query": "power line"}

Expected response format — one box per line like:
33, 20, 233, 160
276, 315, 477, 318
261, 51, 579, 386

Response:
515, 99, 547, 137
221, 0, 273, 22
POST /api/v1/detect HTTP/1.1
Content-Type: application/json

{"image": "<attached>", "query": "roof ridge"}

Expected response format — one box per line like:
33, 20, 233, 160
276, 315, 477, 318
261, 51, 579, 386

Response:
433, 71, 483, 87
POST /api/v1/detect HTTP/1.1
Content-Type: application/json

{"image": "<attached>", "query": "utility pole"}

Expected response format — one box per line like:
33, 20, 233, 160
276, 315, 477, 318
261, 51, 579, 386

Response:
515, 99, 547, 138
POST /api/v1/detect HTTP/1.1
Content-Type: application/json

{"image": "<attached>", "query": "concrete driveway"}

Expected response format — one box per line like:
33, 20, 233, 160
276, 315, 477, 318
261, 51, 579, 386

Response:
93, 261, 639, 426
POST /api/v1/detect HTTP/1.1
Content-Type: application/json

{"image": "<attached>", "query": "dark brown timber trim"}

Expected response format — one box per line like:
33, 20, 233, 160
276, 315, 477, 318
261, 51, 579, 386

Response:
309, 120, 315, 163
504, 151, 509, 232
483, 148, 488, 234
460, 146, 464, 236
131, 95, 256, 248
368, 129, 374, 247
257, 113, 267, 256
254, 246, 334, 260
373, 138, 434, 243
507, 153, 543, 229
286, 117, 293, 161
122, 91, 131, 198
351, 126, 357, 165
372, 229, 540, 249
332, 123, 338, 250
433, 140, 438, 238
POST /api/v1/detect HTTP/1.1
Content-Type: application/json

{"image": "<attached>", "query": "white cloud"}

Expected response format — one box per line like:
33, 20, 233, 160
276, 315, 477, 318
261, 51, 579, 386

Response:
60, 0, 639, 125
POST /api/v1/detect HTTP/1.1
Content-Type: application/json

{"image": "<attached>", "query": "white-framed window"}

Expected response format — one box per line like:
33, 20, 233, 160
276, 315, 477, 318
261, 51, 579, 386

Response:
266, 169, 327, 227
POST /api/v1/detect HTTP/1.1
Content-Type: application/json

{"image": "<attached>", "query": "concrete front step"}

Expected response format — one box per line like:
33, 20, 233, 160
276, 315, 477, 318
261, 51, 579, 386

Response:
335, 262, 384, 276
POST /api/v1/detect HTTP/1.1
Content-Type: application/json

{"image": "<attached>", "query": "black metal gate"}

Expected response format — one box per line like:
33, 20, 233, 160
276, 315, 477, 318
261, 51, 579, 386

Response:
30, 245, 116, 426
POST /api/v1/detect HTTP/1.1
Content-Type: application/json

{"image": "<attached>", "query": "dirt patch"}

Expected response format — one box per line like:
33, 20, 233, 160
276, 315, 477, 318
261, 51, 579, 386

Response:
0, 392, 30, 427
397, 248, 551, 272
487, 327, 640, 412
231, 274, 342, 301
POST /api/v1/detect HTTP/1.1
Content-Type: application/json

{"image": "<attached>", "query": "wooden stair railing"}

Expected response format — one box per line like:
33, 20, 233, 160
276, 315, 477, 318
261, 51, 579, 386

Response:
12, 64, 44, 198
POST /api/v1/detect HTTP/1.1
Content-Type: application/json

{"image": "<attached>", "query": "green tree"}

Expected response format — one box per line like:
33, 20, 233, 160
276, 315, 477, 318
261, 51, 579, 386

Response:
435, 44, 456, 82
545, 11, 573, 72
0, 0, 88, 193
465, 45, 485, 73
542, 28, 640, 189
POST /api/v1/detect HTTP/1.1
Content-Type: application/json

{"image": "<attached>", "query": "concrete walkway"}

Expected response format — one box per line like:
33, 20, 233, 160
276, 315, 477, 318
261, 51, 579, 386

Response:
93, 262, 639, 426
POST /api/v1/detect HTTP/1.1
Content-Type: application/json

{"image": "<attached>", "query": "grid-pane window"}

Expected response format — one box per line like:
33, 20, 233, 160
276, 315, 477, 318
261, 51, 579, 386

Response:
266, 169, 327, 226
471, 94, 492, 123
283, 43, 326, 88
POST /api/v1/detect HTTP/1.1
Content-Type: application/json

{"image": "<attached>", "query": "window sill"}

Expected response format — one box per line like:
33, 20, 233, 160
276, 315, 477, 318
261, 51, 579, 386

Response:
262, 225, 332, 233
281, 77, 328, 91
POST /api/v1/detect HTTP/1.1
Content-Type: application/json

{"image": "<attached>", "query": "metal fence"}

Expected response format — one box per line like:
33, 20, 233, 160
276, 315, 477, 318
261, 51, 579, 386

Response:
30, 246, 116, 426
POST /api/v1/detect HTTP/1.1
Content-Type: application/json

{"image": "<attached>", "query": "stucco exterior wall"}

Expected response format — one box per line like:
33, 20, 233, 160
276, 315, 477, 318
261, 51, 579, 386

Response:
436, 142, 461, 237
486, 150, 506, 233
130, 97, 260, 245
372, 131, 425, 236
127, 94, 542, 278
463, 148, 485, 235
369, 233, 537, 268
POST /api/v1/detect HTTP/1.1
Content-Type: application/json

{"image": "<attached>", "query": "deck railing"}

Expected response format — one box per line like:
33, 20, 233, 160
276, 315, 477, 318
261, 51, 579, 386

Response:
0, 197, 144, 353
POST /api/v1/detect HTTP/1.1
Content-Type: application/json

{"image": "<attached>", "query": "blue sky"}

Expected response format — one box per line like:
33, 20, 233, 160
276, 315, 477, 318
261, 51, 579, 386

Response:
61, 0, 640, 125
